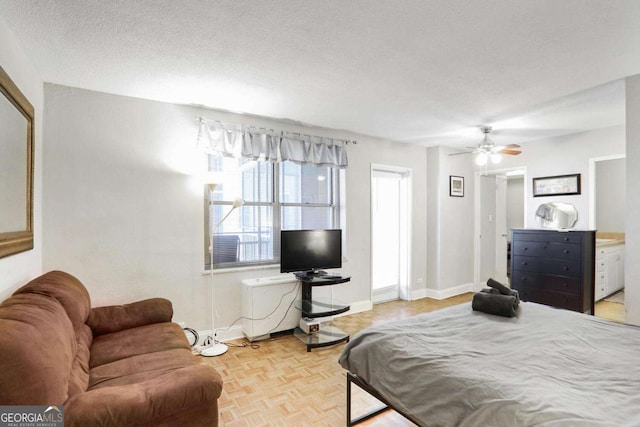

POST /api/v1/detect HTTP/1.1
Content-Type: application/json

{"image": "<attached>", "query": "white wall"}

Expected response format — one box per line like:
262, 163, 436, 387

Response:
486, 125, 626, 229
595, 158, 625, 232
425, 125, 625, 296
478, 175, 497, 283
506, 176, 524, 239
0, 16, 43, 299
426, 146, 475, 296
42, 84, 429, 333
625, 74, 640, 325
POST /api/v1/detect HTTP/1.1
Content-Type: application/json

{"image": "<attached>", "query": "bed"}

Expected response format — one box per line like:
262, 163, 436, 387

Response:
339, 301, 640, 426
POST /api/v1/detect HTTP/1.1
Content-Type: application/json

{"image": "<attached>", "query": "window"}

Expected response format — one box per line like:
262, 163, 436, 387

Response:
205, 156, 342, 269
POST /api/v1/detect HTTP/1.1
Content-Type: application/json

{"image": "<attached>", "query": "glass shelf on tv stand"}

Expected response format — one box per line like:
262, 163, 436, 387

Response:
294, 324, 350, 352
294, 275, 351, 352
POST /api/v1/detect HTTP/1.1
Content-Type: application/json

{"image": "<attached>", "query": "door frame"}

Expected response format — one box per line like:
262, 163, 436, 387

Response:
370, 164, 412, 303
473, 167, 527, 290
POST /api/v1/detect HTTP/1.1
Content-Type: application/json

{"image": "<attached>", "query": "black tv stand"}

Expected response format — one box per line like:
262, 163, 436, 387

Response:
294, 275, 351, 352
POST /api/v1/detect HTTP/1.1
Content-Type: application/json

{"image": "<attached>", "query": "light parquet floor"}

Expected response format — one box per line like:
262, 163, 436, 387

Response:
594, 299, 625, 323
200, 294, 623, 427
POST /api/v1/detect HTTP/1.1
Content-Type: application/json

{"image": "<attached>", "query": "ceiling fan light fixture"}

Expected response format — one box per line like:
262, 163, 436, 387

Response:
448, 125, 522, 164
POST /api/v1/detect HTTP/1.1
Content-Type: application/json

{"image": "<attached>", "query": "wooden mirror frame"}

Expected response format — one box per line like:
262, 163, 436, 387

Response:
0, 66, 34, 258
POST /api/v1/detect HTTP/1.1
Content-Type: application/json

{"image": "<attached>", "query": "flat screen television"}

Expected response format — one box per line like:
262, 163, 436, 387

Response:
280, 229, 342, 277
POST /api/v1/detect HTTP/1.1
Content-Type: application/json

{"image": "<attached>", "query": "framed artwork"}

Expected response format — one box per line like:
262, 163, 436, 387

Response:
449, 175, 464, 197
532, 173, 581, 197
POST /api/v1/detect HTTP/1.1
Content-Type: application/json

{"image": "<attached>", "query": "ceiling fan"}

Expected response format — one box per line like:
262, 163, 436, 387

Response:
451, 126, 522, 166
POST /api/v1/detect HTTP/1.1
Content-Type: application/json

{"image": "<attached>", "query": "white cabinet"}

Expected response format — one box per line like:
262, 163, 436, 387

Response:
241, 275, 301, 341
595, 244, 625, 301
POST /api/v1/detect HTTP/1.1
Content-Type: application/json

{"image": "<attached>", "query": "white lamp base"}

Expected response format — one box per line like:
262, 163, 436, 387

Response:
200, 343, 228, 357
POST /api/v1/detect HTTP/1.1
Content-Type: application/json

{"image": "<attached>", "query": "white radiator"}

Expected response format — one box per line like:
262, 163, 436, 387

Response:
241, 275, 301, 341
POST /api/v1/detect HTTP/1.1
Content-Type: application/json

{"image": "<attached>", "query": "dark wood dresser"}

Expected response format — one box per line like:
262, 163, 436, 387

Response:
510, 229, 596, 314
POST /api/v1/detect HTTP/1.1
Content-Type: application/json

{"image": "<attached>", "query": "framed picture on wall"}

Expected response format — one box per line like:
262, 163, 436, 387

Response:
450, 175, 464, 197
532, 173, 581, 197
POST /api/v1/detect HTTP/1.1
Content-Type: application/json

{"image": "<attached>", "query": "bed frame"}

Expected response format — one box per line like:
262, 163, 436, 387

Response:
346, 371, 420, 426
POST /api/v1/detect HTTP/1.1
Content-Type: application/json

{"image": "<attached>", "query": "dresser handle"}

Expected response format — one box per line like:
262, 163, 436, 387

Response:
562, 282, 567, 287
522, 262, 528, 266
563, 266, 569, 271
563, 250, 569, 254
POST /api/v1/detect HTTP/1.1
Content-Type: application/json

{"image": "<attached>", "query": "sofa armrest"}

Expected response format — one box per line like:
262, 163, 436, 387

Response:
64, 365, 223, 427
88, 298, 173, 336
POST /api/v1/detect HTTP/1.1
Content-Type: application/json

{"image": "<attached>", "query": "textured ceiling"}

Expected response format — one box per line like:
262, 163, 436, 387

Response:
0, 0, 639, 146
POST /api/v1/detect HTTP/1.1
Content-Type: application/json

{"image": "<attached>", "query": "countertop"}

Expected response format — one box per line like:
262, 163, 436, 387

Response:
596, 232, 625, 248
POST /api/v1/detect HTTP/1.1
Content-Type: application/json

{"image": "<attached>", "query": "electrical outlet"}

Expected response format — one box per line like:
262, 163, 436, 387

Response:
416, 277, 424, 284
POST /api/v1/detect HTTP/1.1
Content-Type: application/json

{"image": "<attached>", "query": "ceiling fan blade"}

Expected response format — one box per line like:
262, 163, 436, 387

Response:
448, 151, 473, 156
504, 143, 521, 148
500, 149, 522, 155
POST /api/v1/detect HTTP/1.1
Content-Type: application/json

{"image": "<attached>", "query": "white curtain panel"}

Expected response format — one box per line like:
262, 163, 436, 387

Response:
197, 119, 349, 168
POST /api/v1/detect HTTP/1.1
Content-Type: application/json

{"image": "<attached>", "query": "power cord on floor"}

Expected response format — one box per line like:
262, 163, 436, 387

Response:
202, 282, 301, 352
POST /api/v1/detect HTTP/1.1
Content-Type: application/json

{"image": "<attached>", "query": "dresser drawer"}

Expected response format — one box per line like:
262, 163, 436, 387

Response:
512, 255, 582, 277
519, 287, 582, 312
512, 232, 582, 245
512, 240, 581, 260
511, 272, 581, 295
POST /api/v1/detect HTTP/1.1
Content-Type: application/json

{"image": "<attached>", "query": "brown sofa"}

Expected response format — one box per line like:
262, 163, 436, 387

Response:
0, 270, 223, 426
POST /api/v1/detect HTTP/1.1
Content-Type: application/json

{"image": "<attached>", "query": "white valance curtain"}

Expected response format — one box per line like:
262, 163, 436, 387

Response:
197, 118, 350, 168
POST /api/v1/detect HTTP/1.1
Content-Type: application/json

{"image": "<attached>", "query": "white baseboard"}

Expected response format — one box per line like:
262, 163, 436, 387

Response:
197, 325, 244, 345
196, 299, 372, 345
423, 282, 474, 300
411, 287, 428, 300
194, 286, 471, 345
344, 299, 373, 316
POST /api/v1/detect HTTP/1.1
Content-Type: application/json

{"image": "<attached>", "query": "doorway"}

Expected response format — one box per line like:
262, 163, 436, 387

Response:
371, 165, 411, 303
475, 168, 525, 288
589, 154, 626, 320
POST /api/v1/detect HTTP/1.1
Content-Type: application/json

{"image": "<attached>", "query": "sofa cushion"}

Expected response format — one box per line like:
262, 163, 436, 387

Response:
88, 297, 173, 336
64, 364, 222, 427
89, 348, 198, 389
0, 293, 76, 404
13, 270, 91, 333
90, 322, 191, 368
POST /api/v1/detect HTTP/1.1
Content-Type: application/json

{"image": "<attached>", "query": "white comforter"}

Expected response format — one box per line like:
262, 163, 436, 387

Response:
339, 302, 640, 427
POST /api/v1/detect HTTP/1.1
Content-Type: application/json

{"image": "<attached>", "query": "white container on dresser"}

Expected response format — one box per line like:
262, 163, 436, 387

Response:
241, 275, 301, 341
595, 243, 625, 301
